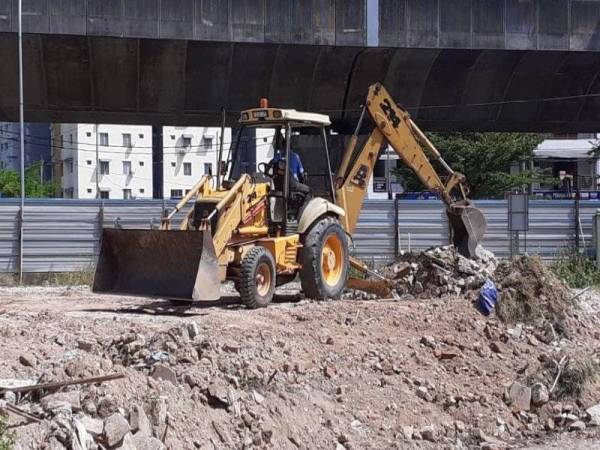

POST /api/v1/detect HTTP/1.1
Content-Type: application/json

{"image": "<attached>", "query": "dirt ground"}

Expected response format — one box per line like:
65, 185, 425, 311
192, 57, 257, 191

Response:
0, 283, 599, 450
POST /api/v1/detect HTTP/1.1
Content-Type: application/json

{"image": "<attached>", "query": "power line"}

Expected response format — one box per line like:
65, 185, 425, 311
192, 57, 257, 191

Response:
0, 134, 277, 160
0, 127, 275, 152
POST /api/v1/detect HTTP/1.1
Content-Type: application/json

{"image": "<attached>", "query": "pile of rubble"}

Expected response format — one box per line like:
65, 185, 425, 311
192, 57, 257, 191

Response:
345, 245, 498, 300
494, 255, 573, 325
0, 374, 168, 450
0, 271, 599, 449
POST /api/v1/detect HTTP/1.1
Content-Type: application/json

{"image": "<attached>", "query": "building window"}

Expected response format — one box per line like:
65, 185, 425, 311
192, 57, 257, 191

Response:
139, 161, 144, 166
86, 160, 92, 165
183, 162, 192, 176
65, 188, 74, 199
69, 134, 73, 145
139, 188, 145, 194
202, 136, 213, 150
138, 133, 144, 139
123, 189, 132, 199
99, 133, 109, 146
100, 190, 109, 199
87, 188, 92, 193
122, 133, 132, 148
65, 160, 73, 173
204, 163, 213, 175
122, 161, 132, 175
100, 161, 110, 175
170, 189, 183, 199
182, 137, 192, 148
86, 132, 92, 137
171, 162, 176, 167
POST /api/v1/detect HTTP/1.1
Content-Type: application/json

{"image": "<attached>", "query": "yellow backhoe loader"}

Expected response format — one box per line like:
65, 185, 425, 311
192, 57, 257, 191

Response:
93, 83, 486, 308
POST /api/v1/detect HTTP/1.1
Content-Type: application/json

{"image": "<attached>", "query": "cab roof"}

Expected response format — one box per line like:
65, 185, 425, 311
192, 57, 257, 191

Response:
240, 107, 331, 127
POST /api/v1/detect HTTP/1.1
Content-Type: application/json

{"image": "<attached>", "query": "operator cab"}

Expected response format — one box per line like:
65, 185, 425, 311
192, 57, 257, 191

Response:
225, 99, 335, 233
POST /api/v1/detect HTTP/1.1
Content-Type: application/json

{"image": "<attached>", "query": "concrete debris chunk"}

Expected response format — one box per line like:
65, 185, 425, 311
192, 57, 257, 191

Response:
401, 425, 414, 440
77, 415, 104, 437
586, 404, 600, 426
132, 434, 167, 450
116, 432, 136, 450
507, 382, 531, 411
252, 390, 265, 404
19, 353, 36, 367
420, 425, 437, 442
103, 413, 130, 447
531, 383, 549, 406
568, 420, 586, 431
151, 364, 177, 385
148, 397, 168, 439
186, 322, 200, 340
344, 244, 497, 299
129, 404, 153, 436
41, 391, 81, 413
98, 395, 118, 418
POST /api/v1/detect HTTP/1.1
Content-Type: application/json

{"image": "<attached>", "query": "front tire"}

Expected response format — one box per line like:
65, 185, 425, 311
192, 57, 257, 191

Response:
238, 246, 276, 309
300, 216, 349, 300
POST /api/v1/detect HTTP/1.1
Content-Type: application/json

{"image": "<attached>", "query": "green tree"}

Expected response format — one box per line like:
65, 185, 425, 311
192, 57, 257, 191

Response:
394, 132, 552, 199
0, 161, 56, 198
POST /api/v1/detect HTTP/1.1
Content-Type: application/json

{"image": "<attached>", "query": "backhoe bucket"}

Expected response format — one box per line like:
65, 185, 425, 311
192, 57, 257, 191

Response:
92, 229, 221, 301
447, 203, 487, 258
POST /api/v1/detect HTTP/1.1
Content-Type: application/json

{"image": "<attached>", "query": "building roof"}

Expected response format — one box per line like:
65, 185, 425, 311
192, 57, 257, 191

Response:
534, 138, 600, 159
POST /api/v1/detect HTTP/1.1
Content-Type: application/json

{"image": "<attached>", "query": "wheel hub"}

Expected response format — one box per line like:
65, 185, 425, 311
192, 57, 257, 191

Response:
255, 262, 271, 297
321, 234, 344, 286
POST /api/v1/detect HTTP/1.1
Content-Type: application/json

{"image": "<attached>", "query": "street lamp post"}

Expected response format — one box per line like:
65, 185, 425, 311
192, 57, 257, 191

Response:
18, 0, 25, 283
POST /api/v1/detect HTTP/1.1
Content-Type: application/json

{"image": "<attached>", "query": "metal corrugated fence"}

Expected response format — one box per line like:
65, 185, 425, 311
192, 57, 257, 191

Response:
0, 198, 595, 273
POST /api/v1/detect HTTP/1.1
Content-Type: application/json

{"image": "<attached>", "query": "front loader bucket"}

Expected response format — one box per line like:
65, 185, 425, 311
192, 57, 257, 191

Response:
92, 229, 221, 301
447, 203, 487, 258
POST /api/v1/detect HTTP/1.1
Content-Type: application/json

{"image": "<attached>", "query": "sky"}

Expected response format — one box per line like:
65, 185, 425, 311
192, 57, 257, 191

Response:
367, 0, 379, 46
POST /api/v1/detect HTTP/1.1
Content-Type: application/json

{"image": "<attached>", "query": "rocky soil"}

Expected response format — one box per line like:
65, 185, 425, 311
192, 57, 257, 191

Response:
0, 254, 598, 450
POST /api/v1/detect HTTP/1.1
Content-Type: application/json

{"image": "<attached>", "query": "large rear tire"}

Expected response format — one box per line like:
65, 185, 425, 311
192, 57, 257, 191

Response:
300, 216, 349, 300
238, 246, 276, 309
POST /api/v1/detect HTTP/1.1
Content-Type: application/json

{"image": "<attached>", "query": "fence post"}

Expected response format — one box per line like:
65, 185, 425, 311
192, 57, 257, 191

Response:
394, 196, 399, 258
17, 204, 24, 282
97, 201, 104, 257
575, 189, 580, 252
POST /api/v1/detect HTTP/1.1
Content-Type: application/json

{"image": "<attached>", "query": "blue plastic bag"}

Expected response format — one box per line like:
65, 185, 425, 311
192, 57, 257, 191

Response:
478, 278, 498, 316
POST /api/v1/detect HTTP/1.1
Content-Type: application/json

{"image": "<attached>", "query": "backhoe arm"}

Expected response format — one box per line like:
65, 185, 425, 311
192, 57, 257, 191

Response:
335, 83, 486, 257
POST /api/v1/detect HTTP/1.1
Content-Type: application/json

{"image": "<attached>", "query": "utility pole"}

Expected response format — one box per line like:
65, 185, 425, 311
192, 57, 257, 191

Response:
18, 0, 25, 284
95, 124, 99, 198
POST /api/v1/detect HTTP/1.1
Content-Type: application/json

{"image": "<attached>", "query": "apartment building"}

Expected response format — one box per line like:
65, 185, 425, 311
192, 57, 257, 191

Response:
55, 124, 235, 199
161, 126, 232, 199
54, 124, 153, 199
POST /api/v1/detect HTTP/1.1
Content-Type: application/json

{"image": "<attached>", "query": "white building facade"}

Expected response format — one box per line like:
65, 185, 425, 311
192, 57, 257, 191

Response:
55, 124, 234, 199
54, 124, 154, 199
162, 126, 231, 199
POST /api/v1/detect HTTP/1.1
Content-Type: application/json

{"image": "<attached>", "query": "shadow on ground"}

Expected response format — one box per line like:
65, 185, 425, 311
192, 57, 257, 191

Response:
80, 293, 304, 316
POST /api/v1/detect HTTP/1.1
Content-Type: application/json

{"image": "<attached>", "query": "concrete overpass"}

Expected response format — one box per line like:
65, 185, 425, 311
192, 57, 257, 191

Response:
0, 0, 599, 132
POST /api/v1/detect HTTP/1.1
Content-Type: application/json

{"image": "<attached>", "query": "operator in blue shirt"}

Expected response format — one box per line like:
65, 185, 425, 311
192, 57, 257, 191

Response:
272, 148, 304, 182
270, 138, 311, 198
